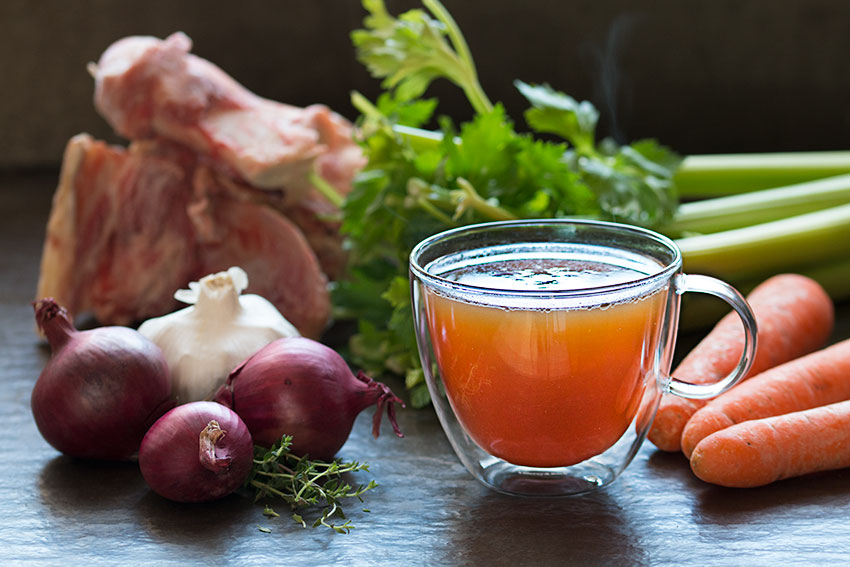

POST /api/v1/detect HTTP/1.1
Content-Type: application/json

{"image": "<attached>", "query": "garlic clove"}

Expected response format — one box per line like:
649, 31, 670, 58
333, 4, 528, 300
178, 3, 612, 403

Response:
238, 294, 300, 338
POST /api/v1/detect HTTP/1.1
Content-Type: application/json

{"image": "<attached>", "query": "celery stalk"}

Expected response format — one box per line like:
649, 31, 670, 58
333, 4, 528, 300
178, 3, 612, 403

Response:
675, 151, 850, 199
663, 173, 850, 235
392, 124, 447, 152
798, 257, 850, 302
676, 203, 850, 280
679, 256, 850, 332
422, 0, 493, 115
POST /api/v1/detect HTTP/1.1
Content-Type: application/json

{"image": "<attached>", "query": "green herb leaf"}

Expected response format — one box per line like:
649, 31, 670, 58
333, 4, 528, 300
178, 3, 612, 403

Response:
516, 80, 599, 153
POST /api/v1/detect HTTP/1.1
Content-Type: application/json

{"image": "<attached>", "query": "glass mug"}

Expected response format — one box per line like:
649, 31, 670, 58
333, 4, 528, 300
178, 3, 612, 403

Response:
409, 219, 757, 496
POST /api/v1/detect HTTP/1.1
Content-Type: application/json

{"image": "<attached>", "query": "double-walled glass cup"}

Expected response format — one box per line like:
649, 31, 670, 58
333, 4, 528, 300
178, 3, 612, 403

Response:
410, 219, 757, 496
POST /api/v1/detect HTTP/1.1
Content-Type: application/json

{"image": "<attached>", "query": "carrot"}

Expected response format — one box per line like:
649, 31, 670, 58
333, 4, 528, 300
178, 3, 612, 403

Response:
647, 273, 834, 452
689, 399, 850, 487
681, 338, 850, 458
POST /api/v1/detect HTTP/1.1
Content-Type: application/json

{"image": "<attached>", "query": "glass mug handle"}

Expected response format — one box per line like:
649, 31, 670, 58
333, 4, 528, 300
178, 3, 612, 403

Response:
667, 273, 758, 400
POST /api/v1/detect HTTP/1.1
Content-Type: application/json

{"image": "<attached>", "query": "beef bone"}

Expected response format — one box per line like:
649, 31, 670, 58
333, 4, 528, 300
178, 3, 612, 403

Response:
37, 134, 331, 338
91, 32, 364, 205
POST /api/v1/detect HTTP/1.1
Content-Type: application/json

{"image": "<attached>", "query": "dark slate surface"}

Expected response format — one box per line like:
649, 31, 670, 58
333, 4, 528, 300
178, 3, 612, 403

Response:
2, 172, 850, 566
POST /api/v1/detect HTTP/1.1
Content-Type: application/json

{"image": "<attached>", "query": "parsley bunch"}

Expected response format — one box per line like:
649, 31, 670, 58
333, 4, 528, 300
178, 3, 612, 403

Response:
336, 0, 680, 407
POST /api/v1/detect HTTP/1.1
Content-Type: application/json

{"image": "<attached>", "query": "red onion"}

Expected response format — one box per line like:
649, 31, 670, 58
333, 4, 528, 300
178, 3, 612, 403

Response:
139, 401, 254, 503
31, 298, 174, 460
213, 336, 404, 461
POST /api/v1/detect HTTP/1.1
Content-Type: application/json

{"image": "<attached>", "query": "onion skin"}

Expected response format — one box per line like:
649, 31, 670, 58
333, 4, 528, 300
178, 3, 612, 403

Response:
214, 336, 404, 461
31, 298, 174, 460
139, 401, 254, 503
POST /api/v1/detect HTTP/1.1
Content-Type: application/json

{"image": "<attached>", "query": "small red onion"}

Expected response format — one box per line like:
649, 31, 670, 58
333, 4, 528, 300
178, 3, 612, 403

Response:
31, 298, 174, 460
139, 401, 254, 503
214, 336, 404, 461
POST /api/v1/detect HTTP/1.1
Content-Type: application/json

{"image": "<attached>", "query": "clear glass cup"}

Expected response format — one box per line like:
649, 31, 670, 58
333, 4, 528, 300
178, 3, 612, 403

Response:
409, 219, 757, 496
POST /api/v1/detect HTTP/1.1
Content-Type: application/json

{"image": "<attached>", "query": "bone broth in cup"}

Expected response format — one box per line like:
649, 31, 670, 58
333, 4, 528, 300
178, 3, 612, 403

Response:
409, 219, 757, 496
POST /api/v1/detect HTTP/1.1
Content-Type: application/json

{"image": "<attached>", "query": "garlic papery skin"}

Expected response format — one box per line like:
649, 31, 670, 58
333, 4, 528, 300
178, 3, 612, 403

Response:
138, 267, 299, 404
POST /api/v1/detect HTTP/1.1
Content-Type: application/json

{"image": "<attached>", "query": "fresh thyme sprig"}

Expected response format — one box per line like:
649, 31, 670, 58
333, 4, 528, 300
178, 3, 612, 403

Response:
247, 435, 378, 534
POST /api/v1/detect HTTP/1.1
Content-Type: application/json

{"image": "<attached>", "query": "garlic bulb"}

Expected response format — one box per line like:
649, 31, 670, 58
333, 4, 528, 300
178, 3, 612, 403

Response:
138, 266, 299, 404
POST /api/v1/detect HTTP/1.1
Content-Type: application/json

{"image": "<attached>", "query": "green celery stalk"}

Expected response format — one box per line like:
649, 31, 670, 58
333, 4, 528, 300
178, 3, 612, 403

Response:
421, 0, 493, 115
392, 124, 448, 152
676, 202, 850, 280
663, 173, 850, 235
675, 151, 850, 199
679, 255, 850, 332
798, 256, 850, 302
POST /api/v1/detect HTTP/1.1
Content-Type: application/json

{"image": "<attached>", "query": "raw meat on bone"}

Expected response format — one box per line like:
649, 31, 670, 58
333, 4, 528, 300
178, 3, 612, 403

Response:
38, 134, 198, 327
37, 134, 331, 338
187, 165, 331, 339
282, 189, 350, 281
35, 31, 366, 336
91, 31, 365, 203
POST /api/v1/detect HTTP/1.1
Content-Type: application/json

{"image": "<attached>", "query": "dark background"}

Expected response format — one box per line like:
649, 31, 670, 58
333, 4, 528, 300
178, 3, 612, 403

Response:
2, 0, 848, 171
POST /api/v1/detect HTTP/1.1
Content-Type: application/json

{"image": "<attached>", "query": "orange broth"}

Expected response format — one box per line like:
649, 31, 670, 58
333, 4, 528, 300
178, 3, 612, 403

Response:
424, 256, 667, 468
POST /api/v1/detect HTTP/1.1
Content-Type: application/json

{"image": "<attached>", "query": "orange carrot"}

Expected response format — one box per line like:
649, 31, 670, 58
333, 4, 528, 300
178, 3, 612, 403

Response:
681, 338, 850, 458
690, 399, 850, 487
647, 273, 834, 452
